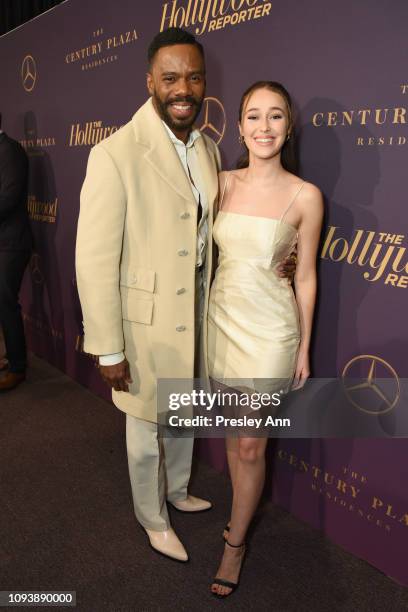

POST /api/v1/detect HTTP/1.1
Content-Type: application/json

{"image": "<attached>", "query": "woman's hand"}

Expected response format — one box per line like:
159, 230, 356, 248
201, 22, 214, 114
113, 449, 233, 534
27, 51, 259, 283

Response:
292, 348, 310, 390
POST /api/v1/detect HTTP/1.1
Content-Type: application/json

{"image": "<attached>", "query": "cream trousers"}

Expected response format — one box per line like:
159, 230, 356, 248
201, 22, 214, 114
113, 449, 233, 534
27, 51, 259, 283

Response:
126, 269, 204, 531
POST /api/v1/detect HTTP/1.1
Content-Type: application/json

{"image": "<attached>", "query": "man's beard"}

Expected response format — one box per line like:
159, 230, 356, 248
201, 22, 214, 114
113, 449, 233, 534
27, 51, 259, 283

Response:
153, 93, 203, 132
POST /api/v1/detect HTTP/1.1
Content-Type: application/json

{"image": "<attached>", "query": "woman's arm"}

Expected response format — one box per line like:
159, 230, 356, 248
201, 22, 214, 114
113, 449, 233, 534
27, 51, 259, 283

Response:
292, 183, 324, 388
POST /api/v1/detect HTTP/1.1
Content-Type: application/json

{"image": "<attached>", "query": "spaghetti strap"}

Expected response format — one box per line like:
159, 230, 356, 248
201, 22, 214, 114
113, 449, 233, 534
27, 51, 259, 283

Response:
280, 182, 305, 223
218, 173, 230, 211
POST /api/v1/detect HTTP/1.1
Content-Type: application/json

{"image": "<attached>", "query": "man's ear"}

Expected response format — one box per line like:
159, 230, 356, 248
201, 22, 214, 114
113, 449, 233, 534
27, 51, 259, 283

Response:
146, 72, 154, 96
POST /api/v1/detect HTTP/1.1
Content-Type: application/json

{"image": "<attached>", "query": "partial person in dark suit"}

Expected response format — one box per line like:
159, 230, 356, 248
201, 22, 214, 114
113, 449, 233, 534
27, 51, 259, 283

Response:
0, 113, 32, 391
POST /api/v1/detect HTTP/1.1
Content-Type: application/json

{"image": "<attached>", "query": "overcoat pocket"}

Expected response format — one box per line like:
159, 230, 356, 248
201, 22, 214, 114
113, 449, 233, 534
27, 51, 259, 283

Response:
120, 286, 153, 325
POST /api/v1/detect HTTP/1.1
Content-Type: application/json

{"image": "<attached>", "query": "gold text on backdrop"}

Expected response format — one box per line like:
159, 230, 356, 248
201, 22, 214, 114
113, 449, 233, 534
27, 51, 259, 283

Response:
160, 0, 272, 35
65, 27, 138, 71
310, 86, 407, 146
27, 196, 58, 224
68, 121, 122, 146
321, 227, 408, 287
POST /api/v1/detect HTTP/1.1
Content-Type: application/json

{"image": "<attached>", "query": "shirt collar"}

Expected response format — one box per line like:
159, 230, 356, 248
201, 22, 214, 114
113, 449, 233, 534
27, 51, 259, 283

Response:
162, 120, 201, 148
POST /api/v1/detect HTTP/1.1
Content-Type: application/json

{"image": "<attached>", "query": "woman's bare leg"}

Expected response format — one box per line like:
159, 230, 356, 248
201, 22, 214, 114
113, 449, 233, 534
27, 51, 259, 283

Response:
212, 436, 268, 596
223, 435, 239, 538
226, 435, 239, 489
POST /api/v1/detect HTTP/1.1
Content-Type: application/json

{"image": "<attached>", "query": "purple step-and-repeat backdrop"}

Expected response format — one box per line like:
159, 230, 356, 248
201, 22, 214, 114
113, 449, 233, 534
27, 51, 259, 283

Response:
1, 0, 407, 585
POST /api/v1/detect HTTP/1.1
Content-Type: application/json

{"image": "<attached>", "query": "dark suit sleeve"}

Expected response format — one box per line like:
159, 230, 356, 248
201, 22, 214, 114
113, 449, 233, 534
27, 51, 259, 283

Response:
0, 144, 28, 223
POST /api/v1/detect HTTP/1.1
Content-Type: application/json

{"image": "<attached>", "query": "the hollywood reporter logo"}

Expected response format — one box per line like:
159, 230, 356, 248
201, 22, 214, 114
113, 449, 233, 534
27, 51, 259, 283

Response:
322, 227, 408, 288
160, 0, 272, 36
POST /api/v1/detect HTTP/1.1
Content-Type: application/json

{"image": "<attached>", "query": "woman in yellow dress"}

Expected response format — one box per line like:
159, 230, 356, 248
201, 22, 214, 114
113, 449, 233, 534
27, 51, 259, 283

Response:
208, 81, 323, 598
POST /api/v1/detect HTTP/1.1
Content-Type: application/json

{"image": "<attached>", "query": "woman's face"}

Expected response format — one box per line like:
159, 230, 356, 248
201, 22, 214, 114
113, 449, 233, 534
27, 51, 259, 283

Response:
239, 88, 290, 162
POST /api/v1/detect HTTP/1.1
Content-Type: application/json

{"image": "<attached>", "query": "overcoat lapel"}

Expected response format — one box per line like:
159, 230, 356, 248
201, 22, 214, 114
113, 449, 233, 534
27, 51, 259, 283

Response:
132, 98, 196, 205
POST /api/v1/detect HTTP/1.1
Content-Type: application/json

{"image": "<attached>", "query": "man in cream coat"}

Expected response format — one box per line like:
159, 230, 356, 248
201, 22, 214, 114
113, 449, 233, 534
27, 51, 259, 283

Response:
76, 28, 219, 561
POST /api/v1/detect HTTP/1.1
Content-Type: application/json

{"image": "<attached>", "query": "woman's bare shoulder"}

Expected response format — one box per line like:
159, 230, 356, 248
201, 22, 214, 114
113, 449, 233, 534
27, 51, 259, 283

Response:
299, 181, 323, 202
297, 181, 324, 217
218, 169, 244, 192
300, 181, 322, 198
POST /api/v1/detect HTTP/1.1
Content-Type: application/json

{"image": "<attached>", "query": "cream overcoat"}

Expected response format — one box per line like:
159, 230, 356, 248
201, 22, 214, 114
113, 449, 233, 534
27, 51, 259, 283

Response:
76, 98, 220, 421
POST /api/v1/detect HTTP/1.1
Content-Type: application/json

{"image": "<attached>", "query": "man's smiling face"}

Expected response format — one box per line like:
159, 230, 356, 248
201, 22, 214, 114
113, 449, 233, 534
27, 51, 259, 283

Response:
147, 43, 206, 142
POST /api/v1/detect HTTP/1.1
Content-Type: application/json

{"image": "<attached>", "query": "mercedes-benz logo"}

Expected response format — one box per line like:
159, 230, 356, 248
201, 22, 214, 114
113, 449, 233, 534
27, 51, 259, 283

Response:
30, 253, 44, 284
342, 355, 400, 415
199, 96, 226, 145
22, 55, 37, 92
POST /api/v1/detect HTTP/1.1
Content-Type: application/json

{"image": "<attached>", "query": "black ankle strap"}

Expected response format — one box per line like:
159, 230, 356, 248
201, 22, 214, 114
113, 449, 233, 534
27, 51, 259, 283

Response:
225, 539, 245, 548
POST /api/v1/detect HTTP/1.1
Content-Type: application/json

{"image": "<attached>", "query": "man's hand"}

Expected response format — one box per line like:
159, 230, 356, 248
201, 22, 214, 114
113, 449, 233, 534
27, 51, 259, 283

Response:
99, 358, 133, 392
276, 250, 297, 281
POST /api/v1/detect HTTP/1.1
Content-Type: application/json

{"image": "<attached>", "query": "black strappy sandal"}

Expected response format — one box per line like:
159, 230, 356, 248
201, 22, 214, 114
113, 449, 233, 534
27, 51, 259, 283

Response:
211, 540, 246, 599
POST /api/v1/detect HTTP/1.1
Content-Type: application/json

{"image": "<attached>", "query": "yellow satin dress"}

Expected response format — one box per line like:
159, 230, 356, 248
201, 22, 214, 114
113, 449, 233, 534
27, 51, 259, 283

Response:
208, 179, 303, 394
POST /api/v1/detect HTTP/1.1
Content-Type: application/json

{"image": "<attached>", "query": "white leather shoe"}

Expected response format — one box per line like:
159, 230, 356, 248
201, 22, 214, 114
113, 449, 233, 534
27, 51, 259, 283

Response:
169, 494, 212, 512
145, 527, 188, 562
